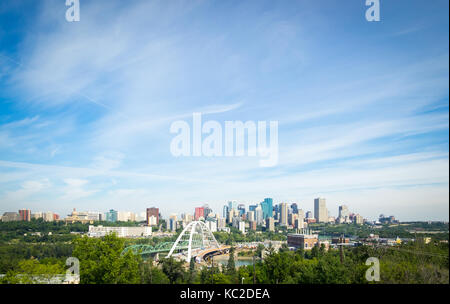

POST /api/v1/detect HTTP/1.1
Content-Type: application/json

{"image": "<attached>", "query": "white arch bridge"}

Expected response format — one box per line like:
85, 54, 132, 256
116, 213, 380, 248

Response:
122, 221, 222, 262
167, 221, 220, 262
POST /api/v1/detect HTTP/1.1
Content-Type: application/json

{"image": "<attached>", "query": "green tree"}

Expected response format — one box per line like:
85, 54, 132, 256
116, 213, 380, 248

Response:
72, 234, 141, 284
0, 259, 65, 284
256, 244, 265, 258
295, 247, 305, 260
226, 246, 236, 275
140, 261, 170, 284
262, 251, 292, 284
188, 257, 196, 283
159, 257, 186, 284
311, 244, 319, 258
319, 243, 326, 256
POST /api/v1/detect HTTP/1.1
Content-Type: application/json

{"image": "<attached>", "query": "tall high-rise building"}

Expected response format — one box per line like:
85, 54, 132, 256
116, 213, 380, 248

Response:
249, 205, 258, 212
273, 204, 280, 220
295, 217, 305, 229
203, 205, 212, 218
228, 200, 238, 211
354, 214, 364, 225
217, 218, 226, 229
266, 217, 275, 232
247, 210, 255, 222
288, 213, 298, 226
227, 209, 234, 224
194, 207, 205, 221
19, 209, 31, 221
237, 204, 246, 216
169, 214, 178, 231
298, 209, 305, 220
339, 205, 349, 218
291, 203, 298, 214
314, 198, 328, 223
306, 211, 313, 219
222, 205, 229, 219
280, 203, 288, 226
261, 198, 273, 219
146, 207, 159, 226
255, 205, 263, 225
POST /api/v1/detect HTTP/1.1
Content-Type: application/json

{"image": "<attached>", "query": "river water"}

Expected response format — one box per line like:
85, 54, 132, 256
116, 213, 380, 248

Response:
213, 256, 255, 267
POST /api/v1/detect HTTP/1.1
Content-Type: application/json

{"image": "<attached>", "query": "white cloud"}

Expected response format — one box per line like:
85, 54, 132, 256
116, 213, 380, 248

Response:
2, 179, 51, 202
60, 178, 97, 201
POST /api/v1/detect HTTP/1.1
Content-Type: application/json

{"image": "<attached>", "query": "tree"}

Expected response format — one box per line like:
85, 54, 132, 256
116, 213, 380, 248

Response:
279, 243, 289, 253
188, 257, 196, 283
295, 247, 305, 260
72, 233, 141, 284
256, 244, 265, 258
0, 259, 65, 284
226, 246, 236, 275
159, 257, 186, 284
141, 261, 170, 284
311, 244, 319, 258
225, 235, 234, 246
319, 243, 326, 256
262, 251, 291, 284
315, 255, 352, 284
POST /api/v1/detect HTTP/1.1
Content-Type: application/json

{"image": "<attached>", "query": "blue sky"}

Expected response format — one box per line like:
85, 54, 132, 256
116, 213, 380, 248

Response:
0, 0, 448, 220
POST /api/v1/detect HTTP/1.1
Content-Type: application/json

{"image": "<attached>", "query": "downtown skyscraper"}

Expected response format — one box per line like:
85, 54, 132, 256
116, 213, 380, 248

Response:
314, 198, 328, 223
261, 198, 273, 219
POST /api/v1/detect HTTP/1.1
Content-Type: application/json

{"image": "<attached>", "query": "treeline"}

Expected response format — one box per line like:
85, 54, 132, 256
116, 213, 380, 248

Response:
0, 242, 73, 274
309, 223, 449, 240
0, 219, 147, 243
1, 234, 447, 284
0, 219, 88, 243
0, 219, 144, 234
213, 230, 286, 244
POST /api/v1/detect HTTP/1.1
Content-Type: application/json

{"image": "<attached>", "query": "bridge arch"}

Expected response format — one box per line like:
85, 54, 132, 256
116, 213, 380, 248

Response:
167, 221, 220, 262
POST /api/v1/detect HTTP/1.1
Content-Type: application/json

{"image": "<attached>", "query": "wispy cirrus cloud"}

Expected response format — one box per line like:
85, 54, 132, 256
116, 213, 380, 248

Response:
0, 0, 448, 220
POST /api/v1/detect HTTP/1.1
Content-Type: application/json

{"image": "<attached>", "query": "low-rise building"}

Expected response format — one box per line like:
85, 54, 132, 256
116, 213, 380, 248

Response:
218, 227, 230, 233
287, 233, 319, 250
206, 219, 217, 232
65, 209, 94, 224
332, 237, 350, 244
88, 225, 152, 238
43, 211, 54, 222
1, 212, 19, 222
306, 218, 316, 224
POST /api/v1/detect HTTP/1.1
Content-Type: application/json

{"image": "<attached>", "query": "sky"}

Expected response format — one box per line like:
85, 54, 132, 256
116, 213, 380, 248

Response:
0, 0, 448, 221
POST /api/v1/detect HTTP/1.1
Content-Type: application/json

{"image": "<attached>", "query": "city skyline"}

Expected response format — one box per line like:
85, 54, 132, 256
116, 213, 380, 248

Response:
0, 196, 430, 223
0, 0, 448, 221
0, 192, 448, 222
